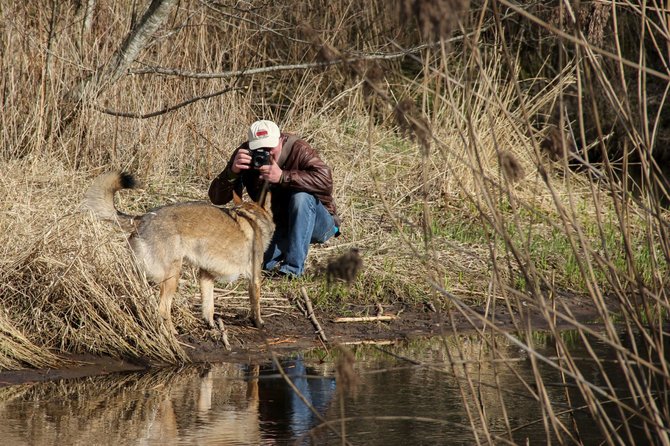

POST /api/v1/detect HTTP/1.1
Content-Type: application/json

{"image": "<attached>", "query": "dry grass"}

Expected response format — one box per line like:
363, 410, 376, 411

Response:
1, 160, 190, 364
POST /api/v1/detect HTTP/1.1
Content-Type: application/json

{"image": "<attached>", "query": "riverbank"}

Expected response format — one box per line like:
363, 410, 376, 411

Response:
0, 289, 610, 388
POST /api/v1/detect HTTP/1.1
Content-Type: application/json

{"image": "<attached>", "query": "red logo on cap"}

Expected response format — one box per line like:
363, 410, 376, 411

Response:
255, 130, 268, 137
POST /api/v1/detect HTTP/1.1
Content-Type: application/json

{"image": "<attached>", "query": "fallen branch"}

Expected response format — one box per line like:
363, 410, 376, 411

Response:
268, 337, 298, 346
299, 286, 328, 344
339, 339, 395, 346
216, 318, 231, 351
333, 315, 398, 323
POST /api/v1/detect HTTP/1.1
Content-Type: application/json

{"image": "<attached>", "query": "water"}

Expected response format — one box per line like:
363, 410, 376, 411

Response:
0, 333, 660, 445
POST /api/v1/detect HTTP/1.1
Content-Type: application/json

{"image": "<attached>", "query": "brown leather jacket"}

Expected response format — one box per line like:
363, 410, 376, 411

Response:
208, 133, 340, 226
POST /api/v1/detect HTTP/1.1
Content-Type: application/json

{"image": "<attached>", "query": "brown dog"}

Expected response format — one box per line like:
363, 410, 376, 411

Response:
82, 171, 274, 331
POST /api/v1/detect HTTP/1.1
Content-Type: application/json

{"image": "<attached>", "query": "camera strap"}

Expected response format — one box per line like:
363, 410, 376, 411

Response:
277, 134, 299, 168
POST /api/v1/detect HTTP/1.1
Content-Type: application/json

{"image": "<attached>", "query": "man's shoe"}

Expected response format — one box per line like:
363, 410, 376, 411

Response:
276, 268, 299, 280
263, 269, 295, 280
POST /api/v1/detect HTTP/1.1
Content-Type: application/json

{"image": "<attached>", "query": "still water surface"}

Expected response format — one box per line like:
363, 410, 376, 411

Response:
0, 333, 643, 445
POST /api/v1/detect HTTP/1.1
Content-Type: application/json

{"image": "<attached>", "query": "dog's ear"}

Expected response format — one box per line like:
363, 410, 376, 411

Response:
256, 181, 271, 211
262, 190, 272, 213
233, 190, 243, 205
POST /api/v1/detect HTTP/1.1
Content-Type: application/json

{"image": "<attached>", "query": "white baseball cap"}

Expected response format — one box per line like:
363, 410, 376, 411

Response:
248, 120, 280, 150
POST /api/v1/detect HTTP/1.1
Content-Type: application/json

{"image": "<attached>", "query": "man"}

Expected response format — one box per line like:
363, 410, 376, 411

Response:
209, 120, 340, 277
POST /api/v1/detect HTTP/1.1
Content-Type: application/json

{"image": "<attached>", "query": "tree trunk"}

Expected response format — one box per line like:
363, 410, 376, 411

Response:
61, 0, 178, 130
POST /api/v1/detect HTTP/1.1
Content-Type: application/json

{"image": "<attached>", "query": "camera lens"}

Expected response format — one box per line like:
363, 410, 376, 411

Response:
251, 149, 270, 168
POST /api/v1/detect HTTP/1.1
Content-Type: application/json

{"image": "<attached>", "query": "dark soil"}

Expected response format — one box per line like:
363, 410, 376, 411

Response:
0, 291, 609, 388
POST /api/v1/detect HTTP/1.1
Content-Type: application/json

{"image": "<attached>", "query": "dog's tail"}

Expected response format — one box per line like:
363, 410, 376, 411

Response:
82, 171, 140, 232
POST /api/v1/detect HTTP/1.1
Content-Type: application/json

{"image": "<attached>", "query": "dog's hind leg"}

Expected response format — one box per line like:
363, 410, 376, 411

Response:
249, 251, 263, 328
249, 223, 264, 329
249, 266, 264, 328
199, 269, 216, 328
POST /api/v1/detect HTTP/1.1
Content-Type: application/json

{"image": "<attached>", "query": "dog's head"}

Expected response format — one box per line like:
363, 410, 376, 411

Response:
233, 188, 272, 217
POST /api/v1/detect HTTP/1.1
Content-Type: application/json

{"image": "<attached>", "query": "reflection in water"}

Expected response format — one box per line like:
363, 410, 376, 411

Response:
257, 358, 336, 443
0, 332, 659, 445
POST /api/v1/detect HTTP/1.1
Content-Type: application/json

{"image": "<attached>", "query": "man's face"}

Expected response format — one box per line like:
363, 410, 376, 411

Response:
268, 138, 283, 162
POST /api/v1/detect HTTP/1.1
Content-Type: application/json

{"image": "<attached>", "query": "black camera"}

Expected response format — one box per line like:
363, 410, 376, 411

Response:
250, 149, 271, 169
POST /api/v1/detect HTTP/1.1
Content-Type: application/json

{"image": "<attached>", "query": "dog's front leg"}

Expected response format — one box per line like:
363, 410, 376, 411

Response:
158, 275, 178, 333
199, 269, 216, 328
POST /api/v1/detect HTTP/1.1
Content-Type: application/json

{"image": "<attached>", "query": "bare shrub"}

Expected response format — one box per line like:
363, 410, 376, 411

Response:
499, 151, 524, 183
399, 0, 471, 39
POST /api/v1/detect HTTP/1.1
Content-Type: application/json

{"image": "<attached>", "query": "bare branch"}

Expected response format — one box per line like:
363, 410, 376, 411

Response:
92, 85, 244, 119
128, 42, 451, 79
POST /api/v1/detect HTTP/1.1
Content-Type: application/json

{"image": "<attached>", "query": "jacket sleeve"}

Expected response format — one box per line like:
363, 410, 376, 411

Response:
208, 148, 244, 205
278, 140, 333, 196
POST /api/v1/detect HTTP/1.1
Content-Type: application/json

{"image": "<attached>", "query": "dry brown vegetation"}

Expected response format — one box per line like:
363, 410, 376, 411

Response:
2, 0, 670, 443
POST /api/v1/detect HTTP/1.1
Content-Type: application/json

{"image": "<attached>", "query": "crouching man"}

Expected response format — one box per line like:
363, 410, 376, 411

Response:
209, 120, 341, 277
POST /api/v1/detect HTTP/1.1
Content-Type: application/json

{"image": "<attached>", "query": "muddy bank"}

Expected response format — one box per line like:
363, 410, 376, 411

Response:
0, 293, 605, 388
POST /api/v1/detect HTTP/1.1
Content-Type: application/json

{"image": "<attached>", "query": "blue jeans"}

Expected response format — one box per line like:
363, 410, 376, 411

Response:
263, 192, 337, 276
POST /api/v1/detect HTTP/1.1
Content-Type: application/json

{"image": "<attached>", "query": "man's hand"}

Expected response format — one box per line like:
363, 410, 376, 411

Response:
258, 158, 283, 184
231, 149, 252, 174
